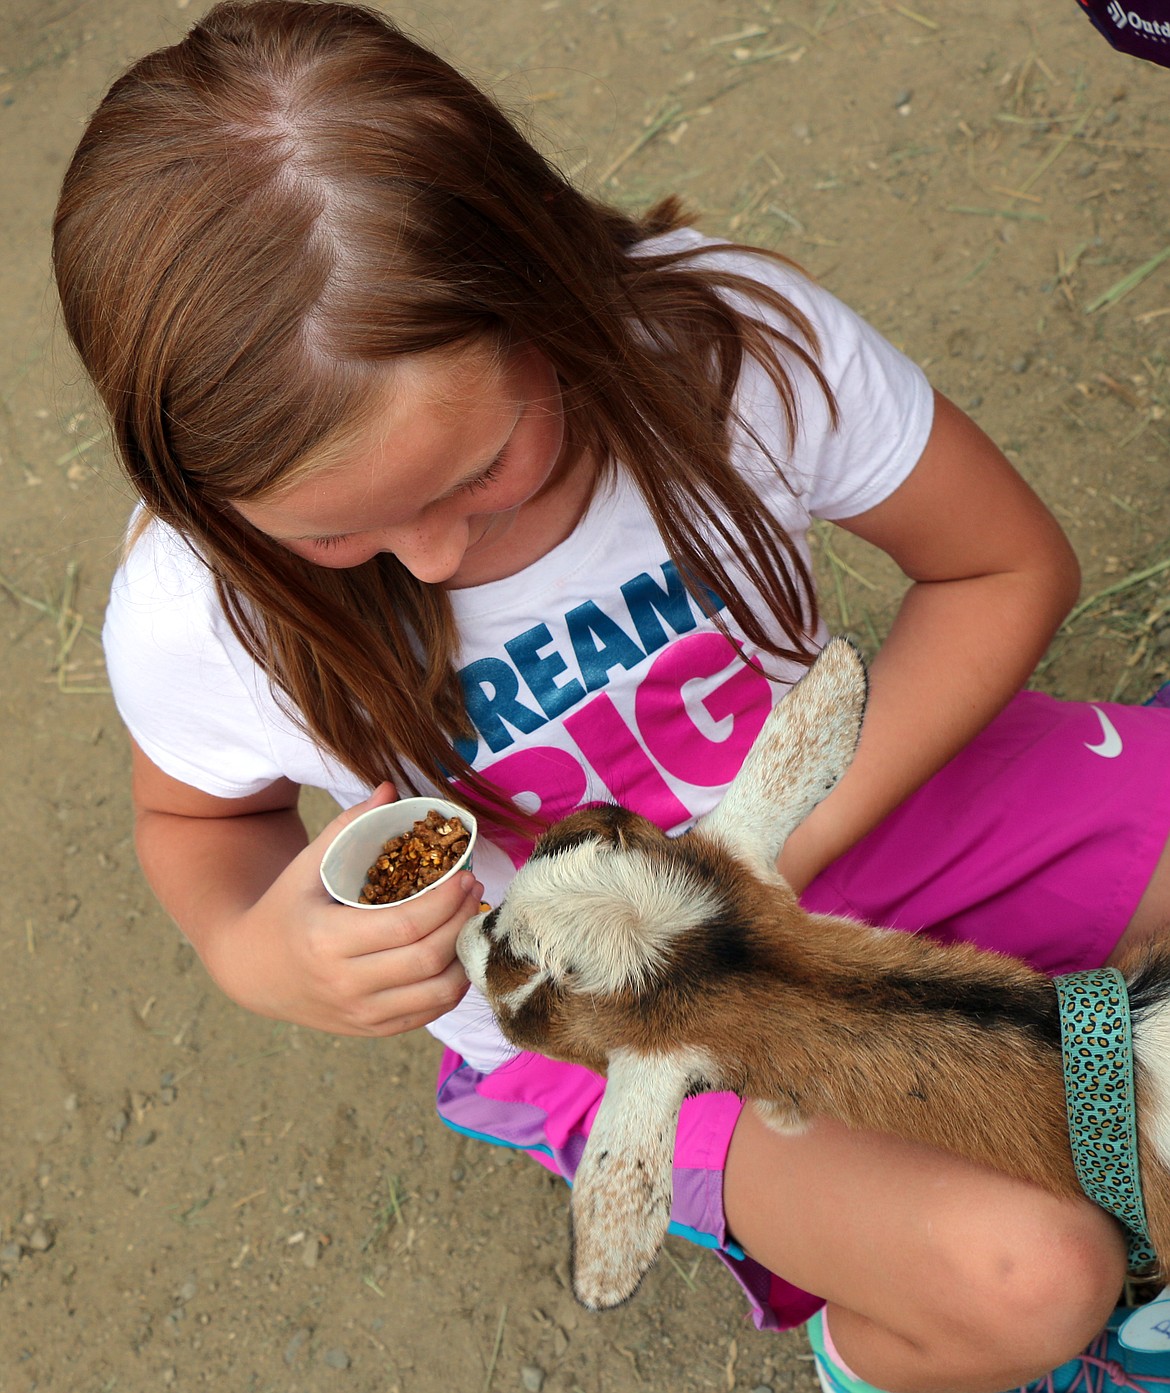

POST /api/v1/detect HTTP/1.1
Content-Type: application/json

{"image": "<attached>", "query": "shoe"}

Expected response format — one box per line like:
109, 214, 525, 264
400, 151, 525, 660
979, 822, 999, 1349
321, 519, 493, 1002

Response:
805, 1305, 1170, 1393
1144, 683, 1170, 709
1020, 1305, 1170, 1391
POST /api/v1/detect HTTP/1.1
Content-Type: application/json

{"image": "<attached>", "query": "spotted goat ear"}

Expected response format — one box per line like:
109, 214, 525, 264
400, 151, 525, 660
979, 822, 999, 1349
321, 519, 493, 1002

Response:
570, 1050, 694, 1310
696, 637, 868, 879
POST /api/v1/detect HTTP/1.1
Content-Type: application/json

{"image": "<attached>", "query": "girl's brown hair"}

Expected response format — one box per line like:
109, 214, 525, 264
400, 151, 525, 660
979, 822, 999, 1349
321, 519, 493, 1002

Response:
52, 0, 834, 833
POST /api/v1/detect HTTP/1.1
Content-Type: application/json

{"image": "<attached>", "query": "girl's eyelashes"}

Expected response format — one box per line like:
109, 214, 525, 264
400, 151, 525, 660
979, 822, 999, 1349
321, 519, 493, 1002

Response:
462, 455, 506, 494
303, 451, 508, 552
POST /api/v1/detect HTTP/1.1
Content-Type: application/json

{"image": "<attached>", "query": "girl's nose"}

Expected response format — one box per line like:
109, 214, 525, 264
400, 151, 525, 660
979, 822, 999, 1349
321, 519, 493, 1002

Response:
379, 514, 470, 584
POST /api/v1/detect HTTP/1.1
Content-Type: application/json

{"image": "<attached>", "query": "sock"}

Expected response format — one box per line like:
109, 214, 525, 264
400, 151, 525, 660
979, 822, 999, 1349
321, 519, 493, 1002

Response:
820, 1311, 864, 1382
807, 1307, 885, 1393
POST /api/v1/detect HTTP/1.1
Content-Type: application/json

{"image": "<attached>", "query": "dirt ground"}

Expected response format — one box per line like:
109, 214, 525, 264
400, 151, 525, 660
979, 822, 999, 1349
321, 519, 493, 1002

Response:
2, 1, 1170, 1390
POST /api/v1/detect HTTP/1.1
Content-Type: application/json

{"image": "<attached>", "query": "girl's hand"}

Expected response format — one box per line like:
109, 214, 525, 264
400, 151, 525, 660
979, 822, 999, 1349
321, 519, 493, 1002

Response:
224, 790, 484, 1035
130, 749, 483, 1036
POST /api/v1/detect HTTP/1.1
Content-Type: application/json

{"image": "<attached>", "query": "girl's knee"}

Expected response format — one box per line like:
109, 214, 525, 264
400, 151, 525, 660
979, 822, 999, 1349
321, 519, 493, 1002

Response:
839, 1200, 1126, 1392
939, 1204, 1125, 1380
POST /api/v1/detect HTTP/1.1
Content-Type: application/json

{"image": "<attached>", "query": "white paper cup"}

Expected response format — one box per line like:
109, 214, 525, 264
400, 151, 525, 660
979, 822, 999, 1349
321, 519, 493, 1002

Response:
319, 797, 478, 909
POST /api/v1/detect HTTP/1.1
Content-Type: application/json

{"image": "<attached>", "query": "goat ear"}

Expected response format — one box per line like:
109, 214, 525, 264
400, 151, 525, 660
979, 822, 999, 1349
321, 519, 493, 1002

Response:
570, 1050, 691, 1310
697, 637, 868, 874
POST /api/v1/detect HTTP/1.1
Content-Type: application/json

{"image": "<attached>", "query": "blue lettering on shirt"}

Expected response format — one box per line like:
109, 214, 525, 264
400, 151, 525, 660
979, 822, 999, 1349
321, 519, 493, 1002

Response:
506, 624, 587, 719
459, 656, 546, 755
620, 562, 699, 650
565, 601, 646, 692
455, 560, 731, 760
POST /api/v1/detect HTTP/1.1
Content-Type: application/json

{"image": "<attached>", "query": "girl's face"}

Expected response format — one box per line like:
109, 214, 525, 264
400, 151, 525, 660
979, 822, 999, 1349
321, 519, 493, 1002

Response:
235, 344, 585, 588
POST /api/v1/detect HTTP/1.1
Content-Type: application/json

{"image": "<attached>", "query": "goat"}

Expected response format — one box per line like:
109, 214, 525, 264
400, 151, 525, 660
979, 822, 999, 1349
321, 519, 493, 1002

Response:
456, 638, 1170, 1312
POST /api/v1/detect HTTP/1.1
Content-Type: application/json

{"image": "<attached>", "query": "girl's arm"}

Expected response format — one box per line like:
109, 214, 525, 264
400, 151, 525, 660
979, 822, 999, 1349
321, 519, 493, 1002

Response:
130, 742, 481, 1034
777, 389, 1081, 894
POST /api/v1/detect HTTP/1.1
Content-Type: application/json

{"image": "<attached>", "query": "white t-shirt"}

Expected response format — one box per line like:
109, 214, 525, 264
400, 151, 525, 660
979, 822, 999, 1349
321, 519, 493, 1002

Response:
103, 229, 934, 1069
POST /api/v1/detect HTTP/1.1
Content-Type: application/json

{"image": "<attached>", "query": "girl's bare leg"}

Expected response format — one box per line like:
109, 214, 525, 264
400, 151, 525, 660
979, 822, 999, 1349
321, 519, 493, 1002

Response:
723, 1110, 1126, 1393
1110, 833, 1170, 965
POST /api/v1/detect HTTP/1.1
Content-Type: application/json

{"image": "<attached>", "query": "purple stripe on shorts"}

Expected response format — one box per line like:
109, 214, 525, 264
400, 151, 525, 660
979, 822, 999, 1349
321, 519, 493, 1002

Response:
435, 1049, 819, 1329
436, 1053, 722, 1235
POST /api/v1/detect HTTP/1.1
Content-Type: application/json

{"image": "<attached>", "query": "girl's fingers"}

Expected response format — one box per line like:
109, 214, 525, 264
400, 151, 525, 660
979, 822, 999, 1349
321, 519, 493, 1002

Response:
345, 957, 472, 1036
308, 884, 480, 1033
345, 897, 475, 991
327, 874, 484, 955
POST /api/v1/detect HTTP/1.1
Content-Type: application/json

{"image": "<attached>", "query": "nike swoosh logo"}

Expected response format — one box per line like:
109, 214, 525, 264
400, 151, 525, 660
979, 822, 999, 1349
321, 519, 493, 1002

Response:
1085, 705, 1123, 758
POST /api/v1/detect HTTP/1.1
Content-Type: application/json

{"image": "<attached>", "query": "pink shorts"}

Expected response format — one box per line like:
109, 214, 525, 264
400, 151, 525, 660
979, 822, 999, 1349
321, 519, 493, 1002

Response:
435, 692, 1170, 1330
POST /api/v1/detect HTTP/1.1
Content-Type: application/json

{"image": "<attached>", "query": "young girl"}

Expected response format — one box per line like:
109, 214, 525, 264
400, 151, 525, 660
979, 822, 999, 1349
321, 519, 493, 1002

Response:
51, 4, 1170, 1390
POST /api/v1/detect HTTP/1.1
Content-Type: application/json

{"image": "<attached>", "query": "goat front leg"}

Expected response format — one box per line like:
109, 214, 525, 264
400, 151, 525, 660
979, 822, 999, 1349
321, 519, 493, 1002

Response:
570, 1049, 698, 1310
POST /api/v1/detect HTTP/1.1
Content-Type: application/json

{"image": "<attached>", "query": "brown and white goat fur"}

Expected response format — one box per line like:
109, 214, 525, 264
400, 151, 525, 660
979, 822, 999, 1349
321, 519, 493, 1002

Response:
456, 638, 1170, 1313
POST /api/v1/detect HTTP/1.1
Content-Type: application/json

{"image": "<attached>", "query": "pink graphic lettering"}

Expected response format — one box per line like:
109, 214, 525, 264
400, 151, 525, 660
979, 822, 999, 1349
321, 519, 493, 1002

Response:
636, 633, 772, 784
563, 692, 692, 828
456, 746, 587, 868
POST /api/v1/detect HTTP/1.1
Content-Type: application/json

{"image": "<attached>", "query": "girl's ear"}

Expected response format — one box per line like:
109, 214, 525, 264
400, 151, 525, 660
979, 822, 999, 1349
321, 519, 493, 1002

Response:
695, 637, 868, 877
570, 1050, 692, 1310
